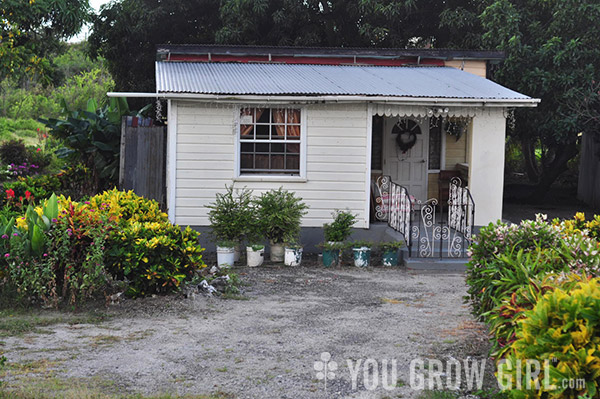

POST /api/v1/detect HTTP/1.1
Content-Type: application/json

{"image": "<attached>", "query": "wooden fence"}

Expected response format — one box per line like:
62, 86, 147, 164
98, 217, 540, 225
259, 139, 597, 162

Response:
119, 117, 167, 207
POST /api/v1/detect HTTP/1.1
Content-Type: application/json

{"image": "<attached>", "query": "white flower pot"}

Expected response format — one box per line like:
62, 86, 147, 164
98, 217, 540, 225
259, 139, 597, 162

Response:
284, 247, 303, 267
270, 242, 285, 262
247, 246, 265, 267
216, 246, 235, 268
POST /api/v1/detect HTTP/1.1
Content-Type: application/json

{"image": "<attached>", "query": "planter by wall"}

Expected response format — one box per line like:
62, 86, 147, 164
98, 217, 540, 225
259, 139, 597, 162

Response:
284, 247, 303, 266
353, 247, 371, 267
270, 242, 285, 262
247, 246, 265, 267
216, 246, 235, 268
322, 249, 340, 267
382, 250, 399, 267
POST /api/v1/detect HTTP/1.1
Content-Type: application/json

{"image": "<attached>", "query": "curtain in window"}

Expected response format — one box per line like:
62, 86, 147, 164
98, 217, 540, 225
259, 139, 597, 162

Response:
240, 108, 264, 137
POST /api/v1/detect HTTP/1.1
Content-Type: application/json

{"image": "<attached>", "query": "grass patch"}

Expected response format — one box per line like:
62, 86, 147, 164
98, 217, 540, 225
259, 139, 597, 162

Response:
0, 375, 234, 398
0, 309, 108, 338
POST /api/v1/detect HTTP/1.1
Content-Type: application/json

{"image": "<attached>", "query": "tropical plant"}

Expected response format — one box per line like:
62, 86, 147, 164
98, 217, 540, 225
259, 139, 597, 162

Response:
323, 210, 357, 242
499, 276, 600, 399
207, 186, 254, 244
255, 188, 308, 244
41, 97, 148, 191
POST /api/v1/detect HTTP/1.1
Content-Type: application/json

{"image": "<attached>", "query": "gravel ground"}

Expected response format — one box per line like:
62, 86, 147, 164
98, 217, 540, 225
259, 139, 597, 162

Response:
2, 264, 493, 398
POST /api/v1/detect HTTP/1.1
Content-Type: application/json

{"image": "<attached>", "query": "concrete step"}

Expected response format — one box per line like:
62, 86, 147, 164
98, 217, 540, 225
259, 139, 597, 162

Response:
403, 257, 468, 272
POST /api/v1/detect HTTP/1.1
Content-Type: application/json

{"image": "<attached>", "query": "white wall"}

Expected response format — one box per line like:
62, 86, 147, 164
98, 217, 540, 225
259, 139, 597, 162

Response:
171, 101, 370, 228
468, 108, 507, 226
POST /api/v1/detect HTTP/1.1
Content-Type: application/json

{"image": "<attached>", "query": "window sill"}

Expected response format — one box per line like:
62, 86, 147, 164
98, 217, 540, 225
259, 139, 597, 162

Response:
234, 176, 307, 183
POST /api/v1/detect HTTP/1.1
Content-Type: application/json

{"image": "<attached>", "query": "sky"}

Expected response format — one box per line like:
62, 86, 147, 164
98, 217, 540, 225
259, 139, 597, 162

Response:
70, 0, 111, 42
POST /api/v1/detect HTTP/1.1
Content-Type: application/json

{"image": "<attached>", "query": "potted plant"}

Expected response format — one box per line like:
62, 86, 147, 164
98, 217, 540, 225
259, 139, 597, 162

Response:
323, 210, 357, 244
207, 185, 253, 263
284, 240, 303, 267
245, 205, 265, 267
216, 239, 237, 268
255, 188, 308, 262
246, 243, 265, 267
351, 241, 373, 267
320, 241, 344, 267
380, 241, 404, 266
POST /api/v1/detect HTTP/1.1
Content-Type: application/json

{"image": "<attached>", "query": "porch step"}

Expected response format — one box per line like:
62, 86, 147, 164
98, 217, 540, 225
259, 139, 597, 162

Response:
403, 257, 468, 272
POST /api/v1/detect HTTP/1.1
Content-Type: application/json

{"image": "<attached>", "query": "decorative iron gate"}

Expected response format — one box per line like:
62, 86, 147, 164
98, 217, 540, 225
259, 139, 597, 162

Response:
379, 175, 474, 258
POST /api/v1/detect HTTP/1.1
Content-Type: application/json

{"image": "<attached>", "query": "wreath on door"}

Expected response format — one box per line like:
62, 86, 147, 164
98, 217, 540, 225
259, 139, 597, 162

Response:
392, 119, 421, 153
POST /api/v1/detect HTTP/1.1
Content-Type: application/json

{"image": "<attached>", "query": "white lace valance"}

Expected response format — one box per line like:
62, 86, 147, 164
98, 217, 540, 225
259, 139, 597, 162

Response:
372, 104, 479, 118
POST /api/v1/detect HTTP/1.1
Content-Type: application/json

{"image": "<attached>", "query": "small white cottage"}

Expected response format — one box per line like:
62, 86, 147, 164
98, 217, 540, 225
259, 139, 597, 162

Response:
112, 45, 538, 248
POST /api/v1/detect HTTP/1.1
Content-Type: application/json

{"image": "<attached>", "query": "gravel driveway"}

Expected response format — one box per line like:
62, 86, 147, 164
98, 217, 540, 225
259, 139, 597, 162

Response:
2, 265, 491, 398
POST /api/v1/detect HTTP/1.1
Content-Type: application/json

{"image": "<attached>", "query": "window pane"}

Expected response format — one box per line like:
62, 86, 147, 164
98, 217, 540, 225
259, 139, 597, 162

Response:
287, 125, 300, 139
256, 108, 269, 123
240, 126, 254, 139
272, 125, 285, 139
271, 109, 286, 124
286, 143, 300, 154
271, 155, 284, 170
241, 154, 254, 169
241, 143, 254, 153
271, 143, 284, 153
287, 109, 300, 124
286, 155, 300, 170
256, 124, 269, 139
256, 143, 269, 153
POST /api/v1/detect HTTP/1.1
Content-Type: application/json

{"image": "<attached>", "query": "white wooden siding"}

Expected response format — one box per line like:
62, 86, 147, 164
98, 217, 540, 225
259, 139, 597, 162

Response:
173, 101, 369, 228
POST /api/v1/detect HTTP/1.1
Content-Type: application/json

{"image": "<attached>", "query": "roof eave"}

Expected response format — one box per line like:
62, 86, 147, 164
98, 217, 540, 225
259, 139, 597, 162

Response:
108, 92, 540, 107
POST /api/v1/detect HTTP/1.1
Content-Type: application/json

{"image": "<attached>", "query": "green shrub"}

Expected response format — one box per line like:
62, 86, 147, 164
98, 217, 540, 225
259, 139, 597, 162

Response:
0, 139, 28, 166
88, 189, 206, 297
323, 210, 357, 242
207, 185, 254, 243
498, 276, 600, 399
255, 187, 308, 244
0, 190, 207, 305
466, 216, 571, 317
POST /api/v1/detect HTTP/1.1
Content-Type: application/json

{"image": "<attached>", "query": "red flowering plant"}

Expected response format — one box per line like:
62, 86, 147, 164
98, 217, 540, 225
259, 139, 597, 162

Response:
4, 188, 34, 211
43, 199, 117, 305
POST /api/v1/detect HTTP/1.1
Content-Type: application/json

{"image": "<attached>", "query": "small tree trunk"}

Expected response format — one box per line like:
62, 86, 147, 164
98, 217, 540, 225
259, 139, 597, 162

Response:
527, 142, 578, 202
521, 138, 540, 183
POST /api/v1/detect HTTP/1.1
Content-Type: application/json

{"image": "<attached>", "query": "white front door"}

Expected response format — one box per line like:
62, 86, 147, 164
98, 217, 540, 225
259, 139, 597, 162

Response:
383, 117, 429, 201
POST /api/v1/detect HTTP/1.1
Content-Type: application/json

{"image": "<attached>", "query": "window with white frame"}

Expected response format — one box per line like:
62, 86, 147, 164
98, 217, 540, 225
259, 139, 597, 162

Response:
239, 107, 302, 175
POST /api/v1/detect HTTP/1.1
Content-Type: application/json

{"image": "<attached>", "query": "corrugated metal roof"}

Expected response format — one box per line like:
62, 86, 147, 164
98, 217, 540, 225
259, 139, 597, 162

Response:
155, 62, 531, 100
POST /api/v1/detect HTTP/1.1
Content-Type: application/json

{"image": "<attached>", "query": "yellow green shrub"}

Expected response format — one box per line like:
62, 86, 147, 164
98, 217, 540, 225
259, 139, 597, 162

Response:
498, 276, 600, 398
84, 189, 205, 297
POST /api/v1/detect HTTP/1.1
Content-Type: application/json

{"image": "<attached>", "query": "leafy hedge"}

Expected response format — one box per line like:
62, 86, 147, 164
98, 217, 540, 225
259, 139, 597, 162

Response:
466, 214, 600, 398
0, 190, 206, 305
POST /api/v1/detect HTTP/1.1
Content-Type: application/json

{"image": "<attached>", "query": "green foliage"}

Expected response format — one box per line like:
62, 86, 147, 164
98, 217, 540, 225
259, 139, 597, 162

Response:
41, 97, 134, 191
0, 118, 45, 144
380, 241, 404, 251
351, 240, 374, 249
0, 189, 207, 304
499, 276, 600, 399
323, 210, 357, 242
88, 189, 206, 297
0, 0, 90, 82
89, 0, 469, 93
0, 139, 28, 166
207, 186, 254, 243
255, 188, 308, 244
